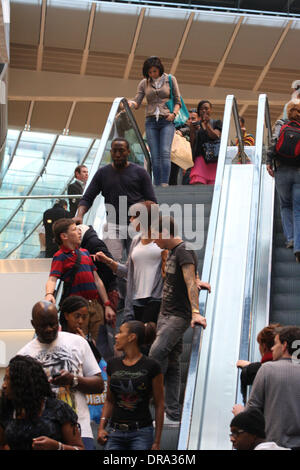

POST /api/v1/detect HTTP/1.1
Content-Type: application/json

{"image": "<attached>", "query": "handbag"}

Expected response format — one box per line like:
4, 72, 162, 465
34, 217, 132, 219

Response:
166, 74, 190, 128
203, 140, 221, 164
171, 132, 194, 170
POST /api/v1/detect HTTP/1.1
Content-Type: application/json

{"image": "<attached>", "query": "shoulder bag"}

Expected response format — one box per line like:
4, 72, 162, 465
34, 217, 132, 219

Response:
166, 75, 190, 128
202, 120, 221, 164
171, 132, 193, 170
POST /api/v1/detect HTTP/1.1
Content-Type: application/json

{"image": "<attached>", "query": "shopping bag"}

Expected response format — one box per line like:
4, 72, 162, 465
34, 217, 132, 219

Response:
171, 132, 194, 170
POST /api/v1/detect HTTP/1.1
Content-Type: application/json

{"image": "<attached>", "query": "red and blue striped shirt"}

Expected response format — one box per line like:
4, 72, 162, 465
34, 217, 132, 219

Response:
50, 246, 99, 300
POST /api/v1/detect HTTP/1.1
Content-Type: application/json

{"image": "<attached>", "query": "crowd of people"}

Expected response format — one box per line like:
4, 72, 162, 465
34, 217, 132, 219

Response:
1, 55, 300, 451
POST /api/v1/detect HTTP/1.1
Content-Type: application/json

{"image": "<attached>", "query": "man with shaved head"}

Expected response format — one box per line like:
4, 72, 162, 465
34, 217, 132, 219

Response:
18, 300, 104, 450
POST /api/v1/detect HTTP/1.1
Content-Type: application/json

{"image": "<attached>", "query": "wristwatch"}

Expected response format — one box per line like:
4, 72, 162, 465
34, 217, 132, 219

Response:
71, 375, 79, 389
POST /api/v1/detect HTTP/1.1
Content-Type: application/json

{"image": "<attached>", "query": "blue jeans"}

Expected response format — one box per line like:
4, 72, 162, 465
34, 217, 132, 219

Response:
82, 437, 95, 450
145, 116, 175, 186
104, 425, 154, 450
275, 166, 300, 252
149, 314, 190, 421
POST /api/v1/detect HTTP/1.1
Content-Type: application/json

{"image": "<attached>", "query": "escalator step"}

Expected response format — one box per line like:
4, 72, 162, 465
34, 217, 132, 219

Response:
269, 310, 300, 326
272, 262, 300, 277
272, 277, 300, 294
272, 293, 300, 310
273, 248, 298, 262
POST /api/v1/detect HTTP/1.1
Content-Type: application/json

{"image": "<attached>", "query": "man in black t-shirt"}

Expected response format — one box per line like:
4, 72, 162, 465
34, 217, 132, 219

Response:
74, 138, 157, 298
149, 215, 210, 425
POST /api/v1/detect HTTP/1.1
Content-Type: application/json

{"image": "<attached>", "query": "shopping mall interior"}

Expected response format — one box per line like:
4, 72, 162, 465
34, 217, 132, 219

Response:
1, 0, 300, 451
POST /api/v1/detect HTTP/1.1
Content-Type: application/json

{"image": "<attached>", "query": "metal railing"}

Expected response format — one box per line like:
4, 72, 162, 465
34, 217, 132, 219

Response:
95, 0, 300, 18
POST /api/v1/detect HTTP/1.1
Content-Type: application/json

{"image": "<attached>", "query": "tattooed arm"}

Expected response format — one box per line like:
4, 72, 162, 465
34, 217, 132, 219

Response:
182, 264, 208, 329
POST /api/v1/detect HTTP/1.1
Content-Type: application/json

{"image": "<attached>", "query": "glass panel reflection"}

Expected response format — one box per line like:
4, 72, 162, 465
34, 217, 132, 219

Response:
0, 97, 149, 259
0, 131, 100, 259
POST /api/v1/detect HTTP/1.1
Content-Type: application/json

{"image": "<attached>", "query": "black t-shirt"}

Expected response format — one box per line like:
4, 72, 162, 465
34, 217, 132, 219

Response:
161, 242, 197, 319
0, 397, 78, 450
79, 163, 157, 225
107, 355, 161, 424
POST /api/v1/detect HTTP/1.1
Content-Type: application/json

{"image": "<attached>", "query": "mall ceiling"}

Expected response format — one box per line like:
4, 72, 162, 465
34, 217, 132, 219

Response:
6, 0, 300, 137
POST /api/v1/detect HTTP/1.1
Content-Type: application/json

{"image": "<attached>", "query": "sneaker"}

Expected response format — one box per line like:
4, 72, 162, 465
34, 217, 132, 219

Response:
295, 252, 300, 263
163, 413, 180, 427
286, 240, 294, 249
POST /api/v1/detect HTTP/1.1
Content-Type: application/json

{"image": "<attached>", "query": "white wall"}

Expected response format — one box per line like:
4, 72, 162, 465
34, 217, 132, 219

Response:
0, 258, 52, 379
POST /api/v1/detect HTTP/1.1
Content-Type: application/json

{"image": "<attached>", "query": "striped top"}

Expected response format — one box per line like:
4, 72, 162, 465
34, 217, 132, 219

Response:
50, 246, 99, 300
246, 358, 300, 449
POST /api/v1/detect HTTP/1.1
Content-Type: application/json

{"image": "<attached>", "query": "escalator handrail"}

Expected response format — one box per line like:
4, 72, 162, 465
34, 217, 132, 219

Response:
237, 94, 274, 400
234, 94, 271, 406
84, 97, 151, 192
121, 98, 152, 175
178, 94, 243, 450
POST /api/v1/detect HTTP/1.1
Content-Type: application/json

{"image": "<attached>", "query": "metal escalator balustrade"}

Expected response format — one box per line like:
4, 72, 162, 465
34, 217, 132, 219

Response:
178, 94, 271, 450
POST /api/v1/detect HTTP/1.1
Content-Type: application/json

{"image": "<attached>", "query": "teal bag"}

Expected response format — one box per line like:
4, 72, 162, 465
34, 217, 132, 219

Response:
166, 74, 190, 128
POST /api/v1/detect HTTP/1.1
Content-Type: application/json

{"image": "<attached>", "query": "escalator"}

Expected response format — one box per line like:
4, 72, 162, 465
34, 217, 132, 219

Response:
1, 92, 269, 451
155, 184, 214, 450
269, 194, 300, 326
178, 94, 274, 450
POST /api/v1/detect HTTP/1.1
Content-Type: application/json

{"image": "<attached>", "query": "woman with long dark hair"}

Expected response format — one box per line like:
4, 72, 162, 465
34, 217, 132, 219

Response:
0, 355, 84, 450
97, 320, 164, 450
129, 56, 182, 186
95, 201, 166, 326
60, 295, 102, 363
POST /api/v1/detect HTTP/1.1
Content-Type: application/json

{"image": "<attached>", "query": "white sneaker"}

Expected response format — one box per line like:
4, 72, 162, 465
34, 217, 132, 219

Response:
164, 413, 180, 427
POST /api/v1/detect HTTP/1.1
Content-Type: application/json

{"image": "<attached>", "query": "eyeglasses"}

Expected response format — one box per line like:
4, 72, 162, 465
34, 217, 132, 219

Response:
229, 429, 246, 438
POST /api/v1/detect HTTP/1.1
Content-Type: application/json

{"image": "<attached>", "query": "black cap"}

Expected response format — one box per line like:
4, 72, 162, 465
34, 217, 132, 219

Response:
230, 409, 266, 438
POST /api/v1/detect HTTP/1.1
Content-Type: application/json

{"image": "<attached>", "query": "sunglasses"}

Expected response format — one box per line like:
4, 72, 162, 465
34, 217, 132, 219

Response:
229, 429, 246, 438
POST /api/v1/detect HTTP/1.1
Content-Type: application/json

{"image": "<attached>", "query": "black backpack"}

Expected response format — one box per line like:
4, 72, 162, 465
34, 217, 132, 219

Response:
275, 120, 300, 162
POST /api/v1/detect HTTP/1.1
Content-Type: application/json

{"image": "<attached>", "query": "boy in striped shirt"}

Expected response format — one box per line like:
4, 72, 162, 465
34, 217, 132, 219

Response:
45, 218, 116, 340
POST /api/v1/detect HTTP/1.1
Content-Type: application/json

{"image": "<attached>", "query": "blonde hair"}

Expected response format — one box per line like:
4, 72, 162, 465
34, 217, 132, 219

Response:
286, 99, 300, 120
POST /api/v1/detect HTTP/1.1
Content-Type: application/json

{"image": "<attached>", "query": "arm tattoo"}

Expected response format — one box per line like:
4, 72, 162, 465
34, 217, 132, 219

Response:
182, 264, 199, 312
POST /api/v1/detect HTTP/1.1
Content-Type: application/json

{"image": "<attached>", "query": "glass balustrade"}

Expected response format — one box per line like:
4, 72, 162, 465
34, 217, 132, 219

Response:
0, 97, 151, 259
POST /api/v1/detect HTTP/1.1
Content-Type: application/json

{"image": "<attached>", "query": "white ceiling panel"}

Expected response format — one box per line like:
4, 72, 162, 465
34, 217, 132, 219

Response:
90, 6, 140, 54
10, 0, 42, 45
135, 9, 189, 58
271, 28, 300, 69
181, 16, 237, 62
44, 2, 90, 49
227, 20, 288, 66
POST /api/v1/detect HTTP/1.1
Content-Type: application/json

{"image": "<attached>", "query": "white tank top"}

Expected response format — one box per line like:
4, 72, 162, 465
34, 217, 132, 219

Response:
131, 241, 162, 300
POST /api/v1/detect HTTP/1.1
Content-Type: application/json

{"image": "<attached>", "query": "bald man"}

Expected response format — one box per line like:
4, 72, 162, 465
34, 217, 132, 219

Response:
18, 301, 104, 450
